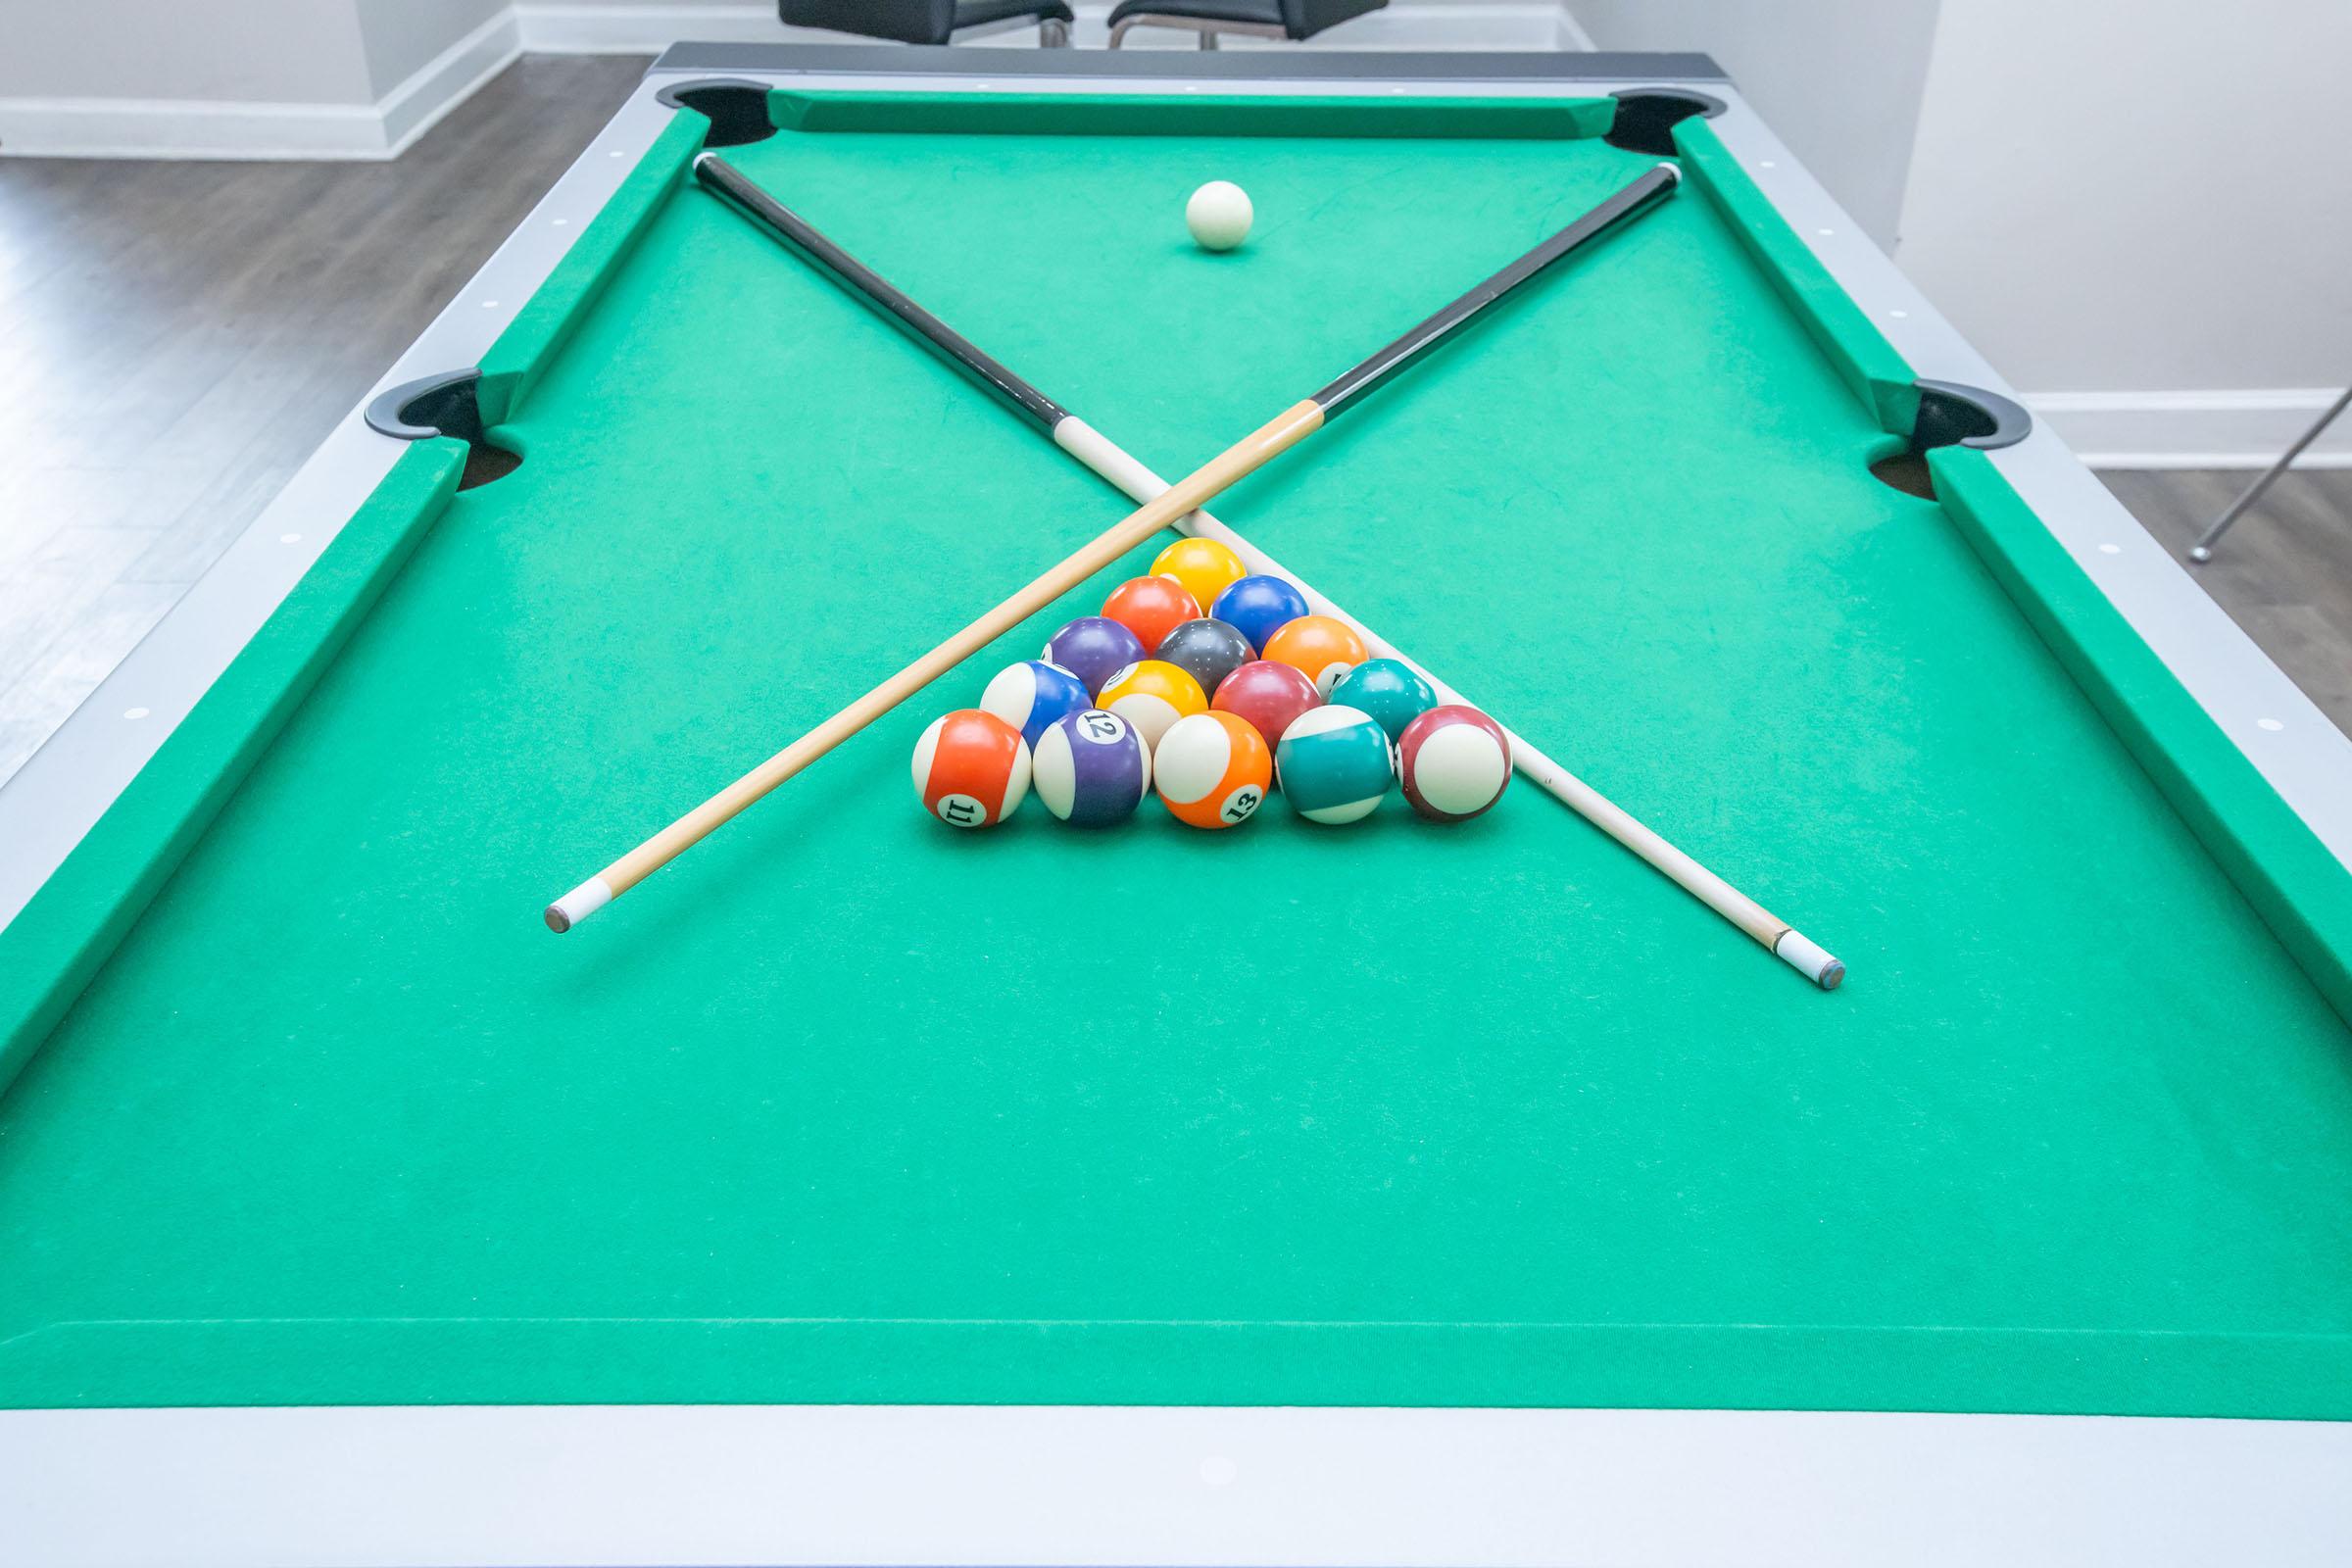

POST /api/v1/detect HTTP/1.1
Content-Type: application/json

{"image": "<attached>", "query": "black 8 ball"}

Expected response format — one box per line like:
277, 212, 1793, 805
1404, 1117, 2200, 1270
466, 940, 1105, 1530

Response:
1154, 618, 1256, 701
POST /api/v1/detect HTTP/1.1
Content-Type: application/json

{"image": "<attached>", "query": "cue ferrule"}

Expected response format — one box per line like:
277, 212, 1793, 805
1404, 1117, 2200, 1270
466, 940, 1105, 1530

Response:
545, 877, 612, 933
1773, 929, 1844, 990
1309, 163, 1681, 418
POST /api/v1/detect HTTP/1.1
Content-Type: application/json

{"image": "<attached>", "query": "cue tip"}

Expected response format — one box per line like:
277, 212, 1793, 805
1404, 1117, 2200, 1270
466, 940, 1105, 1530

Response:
544, 877, 614, 934
1773, 929, 1845, 991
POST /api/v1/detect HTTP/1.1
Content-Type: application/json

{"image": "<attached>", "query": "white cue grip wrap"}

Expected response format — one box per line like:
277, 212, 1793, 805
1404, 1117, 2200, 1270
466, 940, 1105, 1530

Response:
545, 876, 613, 933
1050, 418, 1847, 991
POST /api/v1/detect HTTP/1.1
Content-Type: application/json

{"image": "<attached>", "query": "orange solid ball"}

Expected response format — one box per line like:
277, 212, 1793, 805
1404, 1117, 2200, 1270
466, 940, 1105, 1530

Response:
1101, 574, 1200, 655
1261, 614, 1370, 697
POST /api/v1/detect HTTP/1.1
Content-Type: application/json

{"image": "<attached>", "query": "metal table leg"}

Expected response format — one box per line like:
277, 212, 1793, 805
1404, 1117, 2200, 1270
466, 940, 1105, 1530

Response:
2189, 382, 2352, 562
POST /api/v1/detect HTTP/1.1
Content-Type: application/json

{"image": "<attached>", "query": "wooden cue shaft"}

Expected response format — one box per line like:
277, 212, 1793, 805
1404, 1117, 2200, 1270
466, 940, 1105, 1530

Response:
544, 400, 1323, 930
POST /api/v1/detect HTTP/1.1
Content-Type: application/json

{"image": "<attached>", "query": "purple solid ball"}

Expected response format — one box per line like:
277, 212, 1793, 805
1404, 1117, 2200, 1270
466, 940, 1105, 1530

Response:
1043, 615, 1148, 697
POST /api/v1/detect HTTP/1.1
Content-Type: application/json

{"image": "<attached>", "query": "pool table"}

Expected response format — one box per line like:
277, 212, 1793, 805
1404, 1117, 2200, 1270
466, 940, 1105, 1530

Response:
4, 44, 2351, 1566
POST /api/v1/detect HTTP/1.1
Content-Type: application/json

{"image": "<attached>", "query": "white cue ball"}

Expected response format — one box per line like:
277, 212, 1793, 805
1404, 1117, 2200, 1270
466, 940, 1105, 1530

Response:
1186, 180, 1252, 252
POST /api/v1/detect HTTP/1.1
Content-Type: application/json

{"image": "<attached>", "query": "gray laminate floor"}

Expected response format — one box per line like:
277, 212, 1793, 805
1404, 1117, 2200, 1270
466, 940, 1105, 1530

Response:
0, 54, 649, 780
0, 54, 2347, 789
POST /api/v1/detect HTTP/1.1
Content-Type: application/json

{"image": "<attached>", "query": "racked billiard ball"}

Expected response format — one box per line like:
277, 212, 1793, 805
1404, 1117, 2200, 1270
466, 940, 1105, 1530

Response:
1211, 659, 1321, 750
1330, 658, 1439, 743
1097, 659, 1207, 750
1398, 705, 1512, 821
980, 659, 1093, 748
1043, 615, 1147, 697
1262, 613, 1370, 697
1154, 617, 1255, 701
1209, 573, 1310, 655
911, 710, 1032, 828
1101, 574, 1200, 656
1152, 710, 1271, 830
1033, 708, 1152, 826
1151, 537, 1248, 618
1274, 704, 1393, 825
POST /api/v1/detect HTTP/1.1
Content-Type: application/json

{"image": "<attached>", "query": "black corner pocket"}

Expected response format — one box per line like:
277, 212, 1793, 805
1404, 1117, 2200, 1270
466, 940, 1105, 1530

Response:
1869, 380, 2034, 498
1913, 379, 2033, 453
1605, 89, 1727, 156
365, 370, 522, 490
657, 79, 777, 148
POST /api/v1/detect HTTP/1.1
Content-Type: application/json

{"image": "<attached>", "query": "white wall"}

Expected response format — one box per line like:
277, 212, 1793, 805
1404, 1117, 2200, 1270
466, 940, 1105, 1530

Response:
356, 0, 513, 98
0, 0, 375, 104
0, 0, 520, 158
1564, 0, 1942, 250
1898, 0, 2352, 462
507, 0, 1571, 53
0, 0, 1571, 156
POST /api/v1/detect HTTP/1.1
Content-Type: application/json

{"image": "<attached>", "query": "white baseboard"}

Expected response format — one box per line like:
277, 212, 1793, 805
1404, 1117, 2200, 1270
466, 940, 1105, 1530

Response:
2024, 388, 2352, 470
514, 1, 1571, 54
381, 12, 528, 155
0, 11, 519, 160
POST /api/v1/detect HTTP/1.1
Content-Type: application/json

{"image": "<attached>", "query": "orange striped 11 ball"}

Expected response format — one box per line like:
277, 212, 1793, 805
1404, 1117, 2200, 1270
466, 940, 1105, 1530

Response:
912, 710, 1032, 828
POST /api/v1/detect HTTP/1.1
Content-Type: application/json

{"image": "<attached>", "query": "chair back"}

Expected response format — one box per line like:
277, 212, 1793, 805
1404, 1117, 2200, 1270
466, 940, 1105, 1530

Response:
1282, 0, 1386, 37
780, 0, 959, 44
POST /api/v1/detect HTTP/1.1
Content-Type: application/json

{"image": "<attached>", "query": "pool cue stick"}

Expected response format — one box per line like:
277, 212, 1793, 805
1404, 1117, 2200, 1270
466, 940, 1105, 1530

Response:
546, 163, 1680, 934
694, 157, 1843, 990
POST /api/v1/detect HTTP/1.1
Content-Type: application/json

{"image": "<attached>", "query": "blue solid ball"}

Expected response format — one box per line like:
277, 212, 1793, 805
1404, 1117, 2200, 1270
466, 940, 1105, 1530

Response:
1210, 574, 1311, 655
980, 659, 1093, 749
1032, 709, 1152, 826
1043, 615, 1148, 697
1330, 658, 1439, 743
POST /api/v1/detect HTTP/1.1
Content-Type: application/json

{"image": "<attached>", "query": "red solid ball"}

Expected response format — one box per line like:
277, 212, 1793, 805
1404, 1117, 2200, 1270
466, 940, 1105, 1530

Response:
1211, 660, 1323, 750
1100, 574, 1200, 655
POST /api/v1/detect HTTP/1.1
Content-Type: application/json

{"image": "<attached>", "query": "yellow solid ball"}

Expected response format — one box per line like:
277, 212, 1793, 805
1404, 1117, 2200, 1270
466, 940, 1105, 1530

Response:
1152, 537, 1248, 623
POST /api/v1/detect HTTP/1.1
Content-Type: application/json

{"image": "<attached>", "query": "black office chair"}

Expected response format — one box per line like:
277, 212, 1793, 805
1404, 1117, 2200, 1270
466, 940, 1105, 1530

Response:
1106, 0, 1385, 48
780, 0, 1074, 46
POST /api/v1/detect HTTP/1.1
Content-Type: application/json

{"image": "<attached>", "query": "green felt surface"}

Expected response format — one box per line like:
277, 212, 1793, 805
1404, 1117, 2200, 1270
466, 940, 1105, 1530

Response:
3, 96, 2351, 1417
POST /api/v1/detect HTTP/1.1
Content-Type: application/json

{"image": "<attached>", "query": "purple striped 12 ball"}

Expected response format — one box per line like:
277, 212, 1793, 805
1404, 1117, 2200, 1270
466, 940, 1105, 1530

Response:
1042, 615, 1147, 697
980, 659, 1092, 748
1031, 708, 1152, 826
